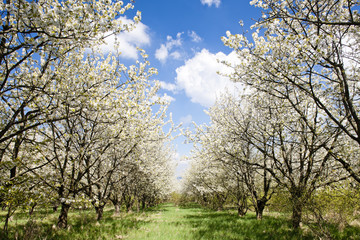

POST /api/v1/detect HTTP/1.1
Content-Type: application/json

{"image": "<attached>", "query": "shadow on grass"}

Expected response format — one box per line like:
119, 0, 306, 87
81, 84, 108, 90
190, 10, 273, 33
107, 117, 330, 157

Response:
0, 208, 153, 240
183, 210, 314, 240
145, 204, 170, 213
178, 202, 203, 209
305, 221, 360, 240
2, 205, 359, 240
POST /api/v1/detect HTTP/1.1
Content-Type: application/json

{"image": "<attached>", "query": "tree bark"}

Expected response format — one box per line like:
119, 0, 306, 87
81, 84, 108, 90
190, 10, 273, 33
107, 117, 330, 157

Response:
114, 203, 121, 215
237, 206, 247, 216
141, 198, 146, 210
292, 200, 303, 229
29, 203, 37, 216
124, 196, 134, 212
95, 205, 105, 221
3, 205, 12, 233
255, 198, 267, 220
136, 199, 140, 212
57, 203, 71, 229
237, 202, 247, 216
236, 194, 248, 216
110, 197, 122, 215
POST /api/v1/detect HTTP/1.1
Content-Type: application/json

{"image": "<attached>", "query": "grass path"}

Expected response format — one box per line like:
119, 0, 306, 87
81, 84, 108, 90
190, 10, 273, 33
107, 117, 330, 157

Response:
2, 203, 359, 239
124, 204, 313, 240
125, 204, 200, 239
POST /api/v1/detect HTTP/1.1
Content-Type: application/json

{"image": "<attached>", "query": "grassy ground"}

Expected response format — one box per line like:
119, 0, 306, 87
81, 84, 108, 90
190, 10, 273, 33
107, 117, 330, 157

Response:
1, 203, 359, 239
125, 204, 313, 240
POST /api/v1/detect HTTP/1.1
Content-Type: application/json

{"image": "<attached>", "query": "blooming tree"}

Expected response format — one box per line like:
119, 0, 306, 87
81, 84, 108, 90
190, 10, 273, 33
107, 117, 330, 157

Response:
0, 0, 140, 229
0, 0, 178, 231
0, 0, 140, 149
222, 0, 360, 182
207, 93, 275, 219
185, 88, 349, 228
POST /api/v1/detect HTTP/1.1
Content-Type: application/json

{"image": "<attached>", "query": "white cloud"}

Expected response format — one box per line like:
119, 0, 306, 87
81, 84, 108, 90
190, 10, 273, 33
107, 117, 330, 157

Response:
176, 160, 189, 174
160, 93, 176, 103
159, 81, 178, 92
155, 32, 183, 62
163, 93, 176, 103
201, 0, 221, 7
98, 17, 150, 59
175, 49, 242, 107
179, 114, 193, 125
174, 153, 190, 177
168, 33, 183, 47
151, 92, 176, 104
188, 31, 202, 43
170, 51, 182, 60
154, 44, 169, 62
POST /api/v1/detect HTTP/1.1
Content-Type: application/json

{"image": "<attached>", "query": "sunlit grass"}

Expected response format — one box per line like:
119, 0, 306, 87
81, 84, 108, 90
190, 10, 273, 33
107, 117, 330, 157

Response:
0, 207, 149, 240
1, 203, 359, 239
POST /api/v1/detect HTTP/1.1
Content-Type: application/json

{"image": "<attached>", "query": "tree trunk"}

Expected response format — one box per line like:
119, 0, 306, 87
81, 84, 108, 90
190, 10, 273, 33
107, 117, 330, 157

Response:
136, 199, 140, 212
256, 198, 267, 220
237, 195, 248, 216
125, 201, 131, 212
292, 201, 302, 229
95, 205, 105, 221
237, 206, 247, 216
290, 187, 305, 229
217, 202, 224, 211
114, 203, 121, 215
3, 205, 12, 233
124, 195, 133, 212
129, 200, 134, 212
110, 197, 121, 215
29, 203, 37, 216
216, 194, 225, 211
141, 198, 146, 210
57, 203, 71, 229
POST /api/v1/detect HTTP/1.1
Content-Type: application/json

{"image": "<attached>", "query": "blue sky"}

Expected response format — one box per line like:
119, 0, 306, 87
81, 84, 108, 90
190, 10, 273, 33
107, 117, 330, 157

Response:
109, 0, 262, 177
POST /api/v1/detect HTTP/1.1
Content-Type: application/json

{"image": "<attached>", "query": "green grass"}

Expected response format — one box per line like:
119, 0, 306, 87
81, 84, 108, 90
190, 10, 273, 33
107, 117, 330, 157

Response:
126, 204, 312, 240
0, 207, 149, 240
1, 204, 359, 239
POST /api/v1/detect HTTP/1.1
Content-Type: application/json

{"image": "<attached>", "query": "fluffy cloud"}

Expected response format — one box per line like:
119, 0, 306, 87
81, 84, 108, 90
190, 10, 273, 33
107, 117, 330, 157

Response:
175, 49, 242, 107
201, 0, 221, 7
155, 33, 183, 62
188, 31, 202, 43
170, 51, 182, 60
159, 81, 178, 92
151, 93, 175, 104
98, 17, 150, 59
161, 93, 176, 103
154, 45, 168, 62
179, 114, 193, 126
